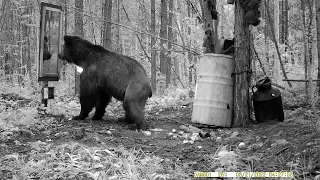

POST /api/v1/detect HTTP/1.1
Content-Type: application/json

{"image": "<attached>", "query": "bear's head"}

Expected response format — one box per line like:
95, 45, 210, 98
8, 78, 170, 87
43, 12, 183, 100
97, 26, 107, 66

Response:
58, 35, 77, 64
43, 36, 52, 61
58, 35, 98, 67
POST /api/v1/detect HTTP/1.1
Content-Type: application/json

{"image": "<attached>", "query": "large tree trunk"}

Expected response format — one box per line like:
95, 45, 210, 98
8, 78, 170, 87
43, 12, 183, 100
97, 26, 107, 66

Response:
74, 0, 84, 94
316, 0, 320, 96
150, 0, 156, 93
233, 0, 250, 127
160, 0, 168, 74
103, 0, 112, 50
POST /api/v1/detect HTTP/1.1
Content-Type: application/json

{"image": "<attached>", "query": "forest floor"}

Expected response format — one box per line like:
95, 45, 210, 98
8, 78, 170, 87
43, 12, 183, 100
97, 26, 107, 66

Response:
0, 91, 320, 179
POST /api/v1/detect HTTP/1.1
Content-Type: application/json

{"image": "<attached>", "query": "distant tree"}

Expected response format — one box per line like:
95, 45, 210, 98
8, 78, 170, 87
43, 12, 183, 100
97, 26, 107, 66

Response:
61, 0, 68, 81
160, 0, 168, 75
317, 0, 320, 95
74, 0, 84, 94
167, 0, 173, 86
116, 0, 121, 53
150, 0, 156, 93
103, 0, 112, 50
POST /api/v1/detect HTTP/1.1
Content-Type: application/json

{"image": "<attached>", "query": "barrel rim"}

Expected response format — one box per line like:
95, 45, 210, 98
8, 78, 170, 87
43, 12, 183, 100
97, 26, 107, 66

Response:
199, 53, 234, 59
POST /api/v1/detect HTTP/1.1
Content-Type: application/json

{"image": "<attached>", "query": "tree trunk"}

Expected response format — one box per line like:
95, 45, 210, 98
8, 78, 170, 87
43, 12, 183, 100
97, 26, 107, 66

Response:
74, 0, 84, 95
160, 0, 168, 74
103, 0, 112, 50
307, 0, 313, 83
116, 0, 121, 53
263, 0, 270, 75
316, 0, 320, 96
272, 0, 281, 86
279, 0, 288, 44
150, 0, 156, 93
300, 0, 308, 95
24, 2, 32, 82
200, 0, 218, 53
62, 0, 68, 81
233, 0, 250, 127
187, 2, 192, 85
166, 0, 173, 87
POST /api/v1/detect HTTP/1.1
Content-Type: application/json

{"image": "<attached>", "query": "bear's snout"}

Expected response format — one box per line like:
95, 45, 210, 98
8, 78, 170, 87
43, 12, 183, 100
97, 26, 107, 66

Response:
57, 53, 62, 59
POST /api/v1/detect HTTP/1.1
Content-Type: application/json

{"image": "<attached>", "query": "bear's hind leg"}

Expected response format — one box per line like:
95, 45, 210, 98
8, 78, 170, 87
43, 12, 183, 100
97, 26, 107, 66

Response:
93, 91, 112, 120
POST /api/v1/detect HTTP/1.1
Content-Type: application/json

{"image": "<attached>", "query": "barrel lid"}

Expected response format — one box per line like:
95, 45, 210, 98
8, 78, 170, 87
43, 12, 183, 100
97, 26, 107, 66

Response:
252, 87, 281, 101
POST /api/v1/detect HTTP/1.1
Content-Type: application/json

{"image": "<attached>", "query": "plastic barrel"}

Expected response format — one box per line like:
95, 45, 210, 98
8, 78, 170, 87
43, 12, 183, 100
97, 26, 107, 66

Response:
192, 53, 235, 127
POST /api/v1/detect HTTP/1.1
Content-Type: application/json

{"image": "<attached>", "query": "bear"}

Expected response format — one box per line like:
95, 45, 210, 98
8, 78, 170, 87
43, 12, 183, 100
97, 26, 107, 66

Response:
43, 36, 52, 60
58, 35, 152, 130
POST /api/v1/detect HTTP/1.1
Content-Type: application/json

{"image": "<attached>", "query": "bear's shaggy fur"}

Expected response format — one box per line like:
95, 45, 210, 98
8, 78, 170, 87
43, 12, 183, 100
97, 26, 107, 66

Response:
58, 35, 152, 130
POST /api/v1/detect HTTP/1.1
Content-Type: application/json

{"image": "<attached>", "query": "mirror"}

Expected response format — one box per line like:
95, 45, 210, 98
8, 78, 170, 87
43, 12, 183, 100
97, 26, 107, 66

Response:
38, 2, 62, 81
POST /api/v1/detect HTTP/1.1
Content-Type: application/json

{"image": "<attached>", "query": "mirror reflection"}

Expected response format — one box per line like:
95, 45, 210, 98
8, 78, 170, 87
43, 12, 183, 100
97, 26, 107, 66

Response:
42, 10, 60, 75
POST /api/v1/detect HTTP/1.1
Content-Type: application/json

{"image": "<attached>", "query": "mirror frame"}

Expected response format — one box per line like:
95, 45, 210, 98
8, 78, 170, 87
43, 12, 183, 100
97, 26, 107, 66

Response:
38, 2, 62, 81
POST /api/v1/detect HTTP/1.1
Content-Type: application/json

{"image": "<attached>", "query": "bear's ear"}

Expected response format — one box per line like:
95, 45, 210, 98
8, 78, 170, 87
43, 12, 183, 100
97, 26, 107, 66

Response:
64, 35, 74, 46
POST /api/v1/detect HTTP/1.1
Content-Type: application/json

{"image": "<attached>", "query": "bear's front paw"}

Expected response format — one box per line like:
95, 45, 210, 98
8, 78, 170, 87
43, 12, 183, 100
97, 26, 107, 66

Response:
135, 121, 149, 130
72, 115, 85, 120
118, 117, 134, 124
92, 115, 103, 121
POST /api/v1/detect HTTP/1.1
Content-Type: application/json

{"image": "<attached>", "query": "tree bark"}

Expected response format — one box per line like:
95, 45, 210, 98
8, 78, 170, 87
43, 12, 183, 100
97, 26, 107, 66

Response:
167, 0, 173, 87
200, 0, 217, 53
24, 2, 32, 82
233, 0, 250, 127
160, 0, 168, 74
61, 0, 68, 80
272, 0, 281, 86
74, 0, 84, 95
299, 0, 308, 95
150, 0, 156, 93
316, 0, 320, 96
187, 1, 192, 85
103, 0, 112, 50
263, 0, 270, 75
116, 0, 121, 53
